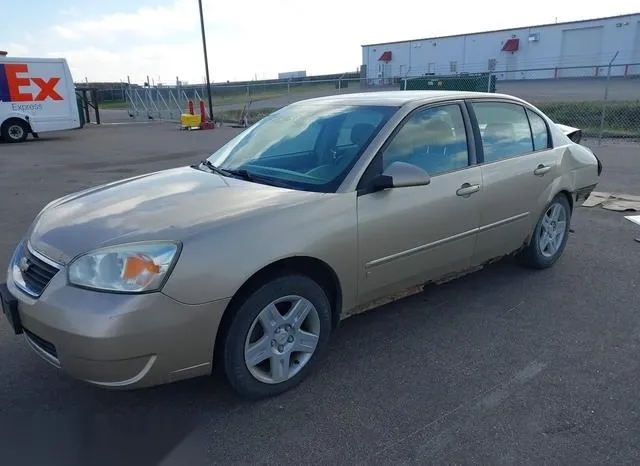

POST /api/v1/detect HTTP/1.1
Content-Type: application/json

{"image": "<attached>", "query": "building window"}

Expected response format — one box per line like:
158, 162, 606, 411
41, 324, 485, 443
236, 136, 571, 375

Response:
488, 58, 497, 71
450, 61, 457, 73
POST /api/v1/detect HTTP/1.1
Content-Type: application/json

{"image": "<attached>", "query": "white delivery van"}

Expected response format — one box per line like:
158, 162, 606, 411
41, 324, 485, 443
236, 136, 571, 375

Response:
0, 56, 81, 143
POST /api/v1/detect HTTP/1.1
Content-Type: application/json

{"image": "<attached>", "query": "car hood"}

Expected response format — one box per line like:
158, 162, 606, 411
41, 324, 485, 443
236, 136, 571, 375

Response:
27, 166, 322, 264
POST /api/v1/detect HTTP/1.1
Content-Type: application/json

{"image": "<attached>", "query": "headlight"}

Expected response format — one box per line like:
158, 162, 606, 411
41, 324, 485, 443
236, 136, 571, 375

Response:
68, 241, 180, 293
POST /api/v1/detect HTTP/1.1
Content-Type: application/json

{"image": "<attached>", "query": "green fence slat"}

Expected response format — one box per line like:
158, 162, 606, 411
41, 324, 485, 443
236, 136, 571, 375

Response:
401, 73, 496, 93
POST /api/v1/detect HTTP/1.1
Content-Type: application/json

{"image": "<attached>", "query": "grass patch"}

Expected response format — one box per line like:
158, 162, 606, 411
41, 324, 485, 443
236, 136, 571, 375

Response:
216, 100, 640, 139
210, 82, 350, 105
99, 100, 129, 109
534, 100, 640, 138
214, 107, 279, 124
98, 82, 360, 113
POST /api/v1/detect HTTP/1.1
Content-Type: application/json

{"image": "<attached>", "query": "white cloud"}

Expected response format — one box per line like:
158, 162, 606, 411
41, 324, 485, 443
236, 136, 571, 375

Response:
52, 26, 81, 40
4, 43, 30, 57
58, 6, 81, 17
55, 0, 199, 39
37, 0, 367, 83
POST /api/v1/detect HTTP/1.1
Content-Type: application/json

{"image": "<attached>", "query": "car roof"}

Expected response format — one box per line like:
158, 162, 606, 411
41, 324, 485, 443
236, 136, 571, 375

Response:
289, 90, 524, 107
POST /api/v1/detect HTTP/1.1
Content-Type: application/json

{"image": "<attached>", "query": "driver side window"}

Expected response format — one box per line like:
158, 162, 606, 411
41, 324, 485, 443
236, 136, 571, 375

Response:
382, 104, 469, 176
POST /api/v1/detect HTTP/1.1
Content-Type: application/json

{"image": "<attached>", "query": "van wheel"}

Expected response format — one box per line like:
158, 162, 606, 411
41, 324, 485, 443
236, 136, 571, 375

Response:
221, 274, 332, 399
1, 119, 29, 143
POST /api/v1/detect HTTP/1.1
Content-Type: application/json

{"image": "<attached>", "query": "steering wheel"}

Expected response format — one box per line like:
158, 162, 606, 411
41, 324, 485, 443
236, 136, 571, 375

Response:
306, 146, 342, 178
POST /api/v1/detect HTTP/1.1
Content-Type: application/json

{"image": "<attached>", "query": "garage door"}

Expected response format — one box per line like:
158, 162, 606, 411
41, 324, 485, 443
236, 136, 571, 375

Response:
629, 21, 640, 76
558, 26, 604, 77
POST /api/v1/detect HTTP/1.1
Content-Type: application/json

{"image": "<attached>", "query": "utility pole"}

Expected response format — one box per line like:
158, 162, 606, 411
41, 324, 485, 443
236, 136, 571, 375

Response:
198, 0, 214, 121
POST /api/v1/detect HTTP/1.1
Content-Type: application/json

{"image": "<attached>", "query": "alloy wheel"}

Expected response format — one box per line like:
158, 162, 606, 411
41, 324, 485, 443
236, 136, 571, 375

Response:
538, 202, 567, 258
244, 295, 321, 384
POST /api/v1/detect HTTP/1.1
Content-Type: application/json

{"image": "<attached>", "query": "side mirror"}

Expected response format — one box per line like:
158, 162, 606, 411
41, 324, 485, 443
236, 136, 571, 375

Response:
371, 161, 431, 192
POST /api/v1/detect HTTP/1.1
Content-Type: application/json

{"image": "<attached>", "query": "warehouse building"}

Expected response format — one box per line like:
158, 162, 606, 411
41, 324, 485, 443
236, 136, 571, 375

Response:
361, 13, 640, 82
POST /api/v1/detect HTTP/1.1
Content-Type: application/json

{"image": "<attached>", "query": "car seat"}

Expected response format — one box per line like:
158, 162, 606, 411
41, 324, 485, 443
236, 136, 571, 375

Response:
306, 123, 376, 180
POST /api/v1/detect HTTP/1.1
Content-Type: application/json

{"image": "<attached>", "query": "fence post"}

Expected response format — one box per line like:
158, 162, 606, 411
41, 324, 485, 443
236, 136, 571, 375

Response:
92, 89, 101, 124
599, 51, 619, 145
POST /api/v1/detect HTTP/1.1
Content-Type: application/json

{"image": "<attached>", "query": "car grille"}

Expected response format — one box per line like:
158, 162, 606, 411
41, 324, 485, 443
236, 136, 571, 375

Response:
18, 247, 60, 297
24, 328, 58, 359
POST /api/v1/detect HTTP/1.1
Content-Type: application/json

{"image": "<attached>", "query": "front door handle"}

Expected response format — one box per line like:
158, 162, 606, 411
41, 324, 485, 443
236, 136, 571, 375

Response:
534, 164, 551, 176
456, 183, 480, 197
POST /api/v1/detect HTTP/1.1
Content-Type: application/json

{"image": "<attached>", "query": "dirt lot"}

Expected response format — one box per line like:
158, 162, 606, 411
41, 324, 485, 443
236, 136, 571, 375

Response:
1, 122, 639, 465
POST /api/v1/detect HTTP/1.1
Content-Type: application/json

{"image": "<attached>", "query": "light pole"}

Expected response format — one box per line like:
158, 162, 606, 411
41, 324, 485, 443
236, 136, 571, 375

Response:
198, 0, 214, 122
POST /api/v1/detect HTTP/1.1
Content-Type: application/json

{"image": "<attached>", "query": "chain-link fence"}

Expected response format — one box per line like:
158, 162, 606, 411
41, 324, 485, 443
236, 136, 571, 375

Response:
501, 63, 639, 142
399, 64, 640, 142
94, 63, 639, 141
116, 76, 391, 124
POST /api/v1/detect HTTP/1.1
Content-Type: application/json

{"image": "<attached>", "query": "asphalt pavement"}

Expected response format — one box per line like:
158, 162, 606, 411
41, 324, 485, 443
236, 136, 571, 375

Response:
0, 124, 639, 465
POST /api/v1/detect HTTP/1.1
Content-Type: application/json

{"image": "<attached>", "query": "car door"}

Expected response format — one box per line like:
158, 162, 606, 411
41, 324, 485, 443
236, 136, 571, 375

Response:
356, 102, 483, 305
468, 100, 560, 265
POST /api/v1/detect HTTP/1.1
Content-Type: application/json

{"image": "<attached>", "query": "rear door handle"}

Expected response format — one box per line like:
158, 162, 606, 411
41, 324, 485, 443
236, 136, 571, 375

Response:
534, 164, 551, 176
456, 183, 480, 197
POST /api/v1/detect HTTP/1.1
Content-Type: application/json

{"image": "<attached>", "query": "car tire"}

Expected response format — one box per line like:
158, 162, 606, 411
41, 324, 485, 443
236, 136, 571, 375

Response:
1, 119, 29, 143
221, 274, 332, 399
518, 194, 572, 269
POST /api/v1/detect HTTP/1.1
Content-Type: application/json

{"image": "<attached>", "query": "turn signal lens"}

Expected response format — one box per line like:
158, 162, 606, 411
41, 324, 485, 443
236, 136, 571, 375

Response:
122, 255, 161, 280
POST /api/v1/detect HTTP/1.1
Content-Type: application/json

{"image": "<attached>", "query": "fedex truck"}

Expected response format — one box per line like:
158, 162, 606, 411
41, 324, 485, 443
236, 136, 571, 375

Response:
0, 56, 81, 143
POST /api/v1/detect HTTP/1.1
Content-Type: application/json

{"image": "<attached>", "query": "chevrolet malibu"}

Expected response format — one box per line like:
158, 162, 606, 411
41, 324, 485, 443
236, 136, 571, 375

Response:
1, 91, 602, 399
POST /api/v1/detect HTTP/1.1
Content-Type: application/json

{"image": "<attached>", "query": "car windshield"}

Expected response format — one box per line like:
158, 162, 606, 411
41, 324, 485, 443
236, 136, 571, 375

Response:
206, 103, 399, 192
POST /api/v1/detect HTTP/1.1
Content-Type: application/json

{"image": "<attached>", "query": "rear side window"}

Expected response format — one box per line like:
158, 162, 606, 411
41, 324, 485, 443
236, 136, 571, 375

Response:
472, 102, 534, 162
526, 109, 550, 150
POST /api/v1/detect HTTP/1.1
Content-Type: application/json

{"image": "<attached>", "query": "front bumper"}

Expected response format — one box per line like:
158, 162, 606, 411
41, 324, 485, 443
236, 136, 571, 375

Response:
2, 248, 230, 389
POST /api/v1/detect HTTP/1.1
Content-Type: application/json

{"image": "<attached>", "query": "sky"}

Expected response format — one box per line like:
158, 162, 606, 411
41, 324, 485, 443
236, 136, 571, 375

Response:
1, 0, 638, 84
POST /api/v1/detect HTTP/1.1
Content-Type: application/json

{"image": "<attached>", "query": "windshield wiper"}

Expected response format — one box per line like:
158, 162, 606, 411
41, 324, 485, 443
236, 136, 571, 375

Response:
229, 169, 296, 189
196, 161, 292, 189
225, 168, 254, 182
196, 161, 252, 181
198, 159, 230, 177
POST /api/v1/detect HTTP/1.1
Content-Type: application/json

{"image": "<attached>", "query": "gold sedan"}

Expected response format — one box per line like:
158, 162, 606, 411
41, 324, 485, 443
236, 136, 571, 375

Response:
1, 91, 601, 399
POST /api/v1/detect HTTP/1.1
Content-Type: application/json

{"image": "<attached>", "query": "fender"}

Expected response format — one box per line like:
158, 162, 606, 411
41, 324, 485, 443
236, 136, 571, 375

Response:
1, 111, 32, 130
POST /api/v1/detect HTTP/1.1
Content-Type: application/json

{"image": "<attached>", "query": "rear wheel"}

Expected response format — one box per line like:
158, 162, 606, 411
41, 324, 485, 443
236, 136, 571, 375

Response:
221, 274, 332, 399
518, 194, 572, 269
1, 119, 29, 143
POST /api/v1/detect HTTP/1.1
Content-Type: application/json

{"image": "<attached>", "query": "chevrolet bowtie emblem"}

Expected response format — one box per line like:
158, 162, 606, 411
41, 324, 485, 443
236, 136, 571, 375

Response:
19, 256, 30, 274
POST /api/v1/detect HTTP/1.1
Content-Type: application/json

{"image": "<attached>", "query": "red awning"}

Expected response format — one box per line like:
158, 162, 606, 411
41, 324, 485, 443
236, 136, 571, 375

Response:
501, 39, 519, 52
378, 51, 392, 62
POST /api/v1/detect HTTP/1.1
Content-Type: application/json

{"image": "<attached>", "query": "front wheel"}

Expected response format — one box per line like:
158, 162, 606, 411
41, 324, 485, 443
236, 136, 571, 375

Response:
1, 119, 29, 143
221, 274, 332, 399
518, 194, 572, 269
